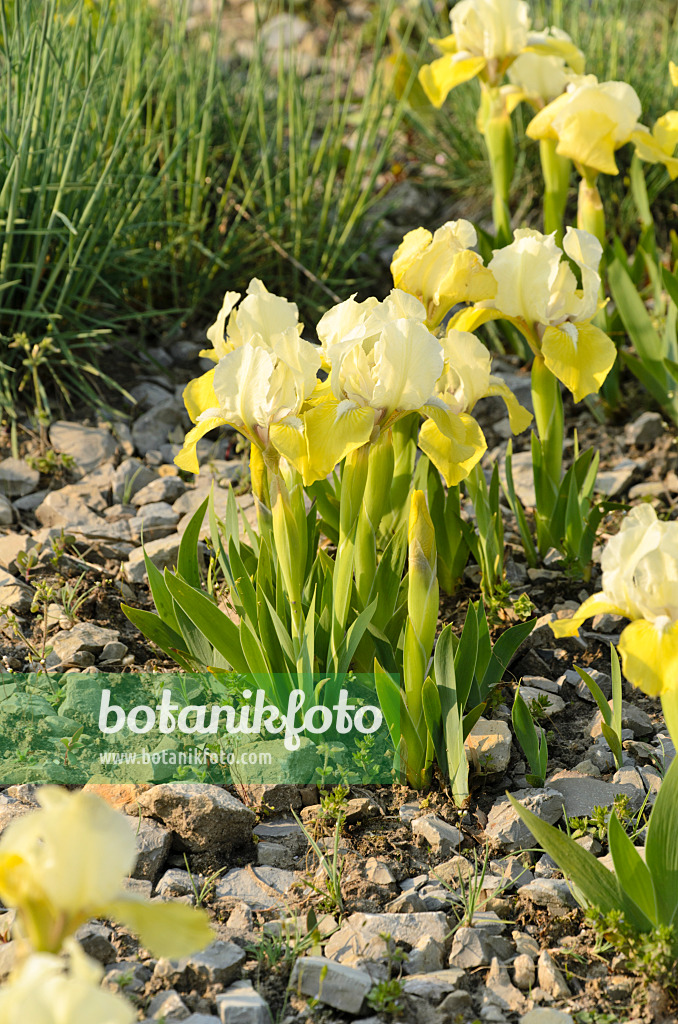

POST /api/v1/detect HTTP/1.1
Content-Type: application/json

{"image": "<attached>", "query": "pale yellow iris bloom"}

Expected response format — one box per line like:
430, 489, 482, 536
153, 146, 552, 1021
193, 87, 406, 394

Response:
453, 226, 615, 402
175, 282, 321, 474
0, 788, 213, 956
390, 220, 496, 328
551, 506, 678, 704
506, 27, 582, 108
418, 0, 582, 106
200, 278, 302, 362
419, 329, 532, 481
0, 941, 135, 1024
527, 74, 678, 180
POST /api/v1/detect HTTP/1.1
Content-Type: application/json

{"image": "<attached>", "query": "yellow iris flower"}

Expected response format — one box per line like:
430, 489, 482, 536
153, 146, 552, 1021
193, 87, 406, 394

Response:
175, 286, 321, 475
506, 27, 582, 108
551, 506, 678, 739
418, 0, 583, 106
527, 74, 678, 180
0, 788, 213, 956
452, 226, 615, 402
0, 941, 135, 1024
390, 220, 496, 328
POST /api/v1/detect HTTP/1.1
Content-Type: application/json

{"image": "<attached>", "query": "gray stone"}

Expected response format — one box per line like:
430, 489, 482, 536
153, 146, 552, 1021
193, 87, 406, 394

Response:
404, 935, 444, 974
517, 687, 565, 716
401, 968, 464, 1001
364, 857, 396, 886
130, 381, 174, 410
34, 486, 107, 529
521, 1012, 574, 1024
288, 957, 372, 1015
0, 495, 12, 526
214, 866, 295, 910
260, 12, 310, 49
147, 989, 190, 1020
449, 926, 494, 968
132, 818, 171, 882
132, 476, 186, 506
491, 856, 534, 889
129, 501, 180, 542
49, 421, 117, 473
482, 956, 526, 1013
411, 815, 462, 855
103, 960, 151, 994
595, 459, 639, 497
138, 783, 255, 852
125, 533, 182, 583
182, 1016, 221, 1024
216, 980, 271, 1024
100, 641, 128, 663
253, 819, 303, 841
513, 953, 536, 990
465, 717, 512, 771
242, 782, 302, 813
537, 949, 570, 998
499, 449, 535, 506
51, 622, 119, 664
573, 668, 612, 702
591, 612, 626, 634
385, 891, 427, 914
0, 569, 33, 612
518, 879, 578, 914
0, 458, 40, 498
75, 921, 116, 964
547, 769, 646, 817
485, 788, 563, 852
156, 868, 197, 899
0, 533, 32, 571
132, 400, 184, 456
325, 912, 447, 963
111, 458, 158, 503
625, 411, 663, 446
256, 842, 294, 870
187, 941, 246, 985
589, 699, 653, 739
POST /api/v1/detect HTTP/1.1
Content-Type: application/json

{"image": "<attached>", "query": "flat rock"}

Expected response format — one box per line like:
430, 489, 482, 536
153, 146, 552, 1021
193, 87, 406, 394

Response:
411, 815, 462, 856
289, 957, 372, 1015
156, 941, 246, 988
401, 968, 464, 1001
147, 989, 190, 1020
0, 495, 12, 526
0, 458, 40, 497
465, 717, 512, 771
520, 1011, 575, 1024
132, 476, 186, 506
129, 501, 180, 542
132, 399, 185, 456
595, 459, 639, 497
216, 980, 270, 1024
590, 700, 654, 739
485, 788, 563, 852
518, 879, 578, 914
51, 623, 120, 664
517, 687, 566, 716
111, 458, 158, 503
625, 411, 663, 446
0, 569, 33, 612
214, 866, 295, 910
132, 818, 171, 882
482, 956, 526, 1013
138, 783, 255, 851
0, 533, 32, 571
125, 533, 182, 583
547, 770, 646, 817
325, 911, 447, 963
49, 421, 117, 473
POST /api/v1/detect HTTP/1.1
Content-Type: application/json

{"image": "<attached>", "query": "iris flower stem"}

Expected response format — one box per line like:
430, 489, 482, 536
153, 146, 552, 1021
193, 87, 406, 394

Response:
531, 354, 564, 552
540, 139, 570, 245
661, 690, 678, 751
330, 444, 370, 667
480, 87, 514, 246
355, 432, 395, 609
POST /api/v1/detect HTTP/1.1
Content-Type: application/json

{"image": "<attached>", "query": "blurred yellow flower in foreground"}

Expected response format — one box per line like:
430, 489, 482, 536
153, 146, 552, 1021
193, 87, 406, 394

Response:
0, 940, 135, 1024
0, 787, 213, 956
551, 505, 678, 699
